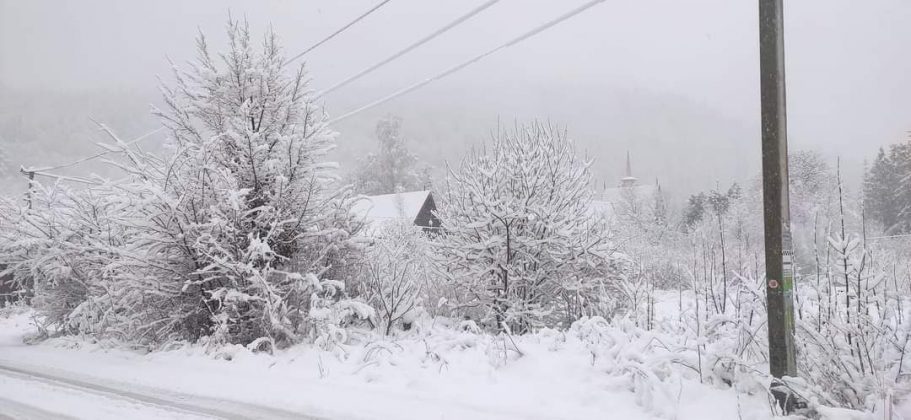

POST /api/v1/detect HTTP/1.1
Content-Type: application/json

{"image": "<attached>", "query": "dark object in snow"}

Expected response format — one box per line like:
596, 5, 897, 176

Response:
769, 379, 809, 415
0, 265, 21, 304
352, 190, 441, 236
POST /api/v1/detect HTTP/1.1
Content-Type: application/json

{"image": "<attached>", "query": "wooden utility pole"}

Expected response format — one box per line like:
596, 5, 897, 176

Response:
759, 0, 800, 412
22, 168, 35, 210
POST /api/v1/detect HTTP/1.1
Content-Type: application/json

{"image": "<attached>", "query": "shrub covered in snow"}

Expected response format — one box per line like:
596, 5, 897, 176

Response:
614, 156, 911, 415
354, 220, 435, 335
433, 122, 625, 333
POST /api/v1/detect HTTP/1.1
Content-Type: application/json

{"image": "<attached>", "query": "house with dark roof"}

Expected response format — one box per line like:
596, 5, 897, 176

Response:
351, 190, 440, 236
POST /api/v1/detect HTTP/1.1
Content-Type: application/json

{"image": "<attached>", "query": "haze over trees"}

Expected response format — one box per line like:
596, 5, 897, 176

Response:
352, 115, 428, 195
0, 144, 12, 181
0, 14, 909, 420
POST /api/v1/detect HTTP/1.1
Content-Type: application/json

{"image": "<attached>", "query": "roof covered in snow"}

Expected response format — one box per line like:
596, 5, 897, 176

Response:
351, 190, 433, 225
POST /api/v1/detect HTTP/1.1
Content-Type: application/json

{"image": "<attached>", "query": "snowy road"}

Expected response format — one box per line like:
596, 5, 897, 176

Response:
0, 363, 319, 420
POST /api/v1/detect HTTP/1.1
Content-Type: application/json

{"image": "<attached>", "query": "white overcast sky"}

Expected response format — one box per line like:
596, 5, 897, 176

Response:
1, 0, 908, 191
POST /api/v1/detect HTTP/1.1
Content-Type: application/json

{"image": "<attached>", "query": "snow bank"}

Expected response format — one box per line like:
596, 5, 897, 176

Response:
0, 302, 891, 420
0, 309, 752, 419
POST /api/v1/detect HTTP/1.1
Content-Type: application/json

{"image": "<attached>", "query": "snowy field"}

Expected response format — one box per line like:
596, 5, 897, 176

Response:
0, 303, 778, 420
1, 298, 898, 420
0, 6, 908, 419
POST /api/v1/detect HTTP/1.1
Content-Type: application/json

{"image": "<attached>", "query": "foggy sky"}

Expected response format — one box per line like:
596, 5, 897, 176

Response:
1, 0, 909, 194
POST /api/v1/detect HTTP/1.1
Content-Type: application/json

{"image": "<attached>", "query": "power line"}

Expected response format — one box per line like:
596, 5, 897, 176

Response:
316, 0, 502, 99
327, 0, 607, 125
25, 170, 102, 186
285, 0, 393, 67
20, 125, 165, 192
22, 126, 164, 173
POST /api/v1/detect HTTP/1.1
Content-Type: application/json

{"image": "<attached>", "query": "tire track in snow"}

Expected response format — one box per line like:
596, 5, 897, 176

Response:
0, 395, 79, 420
0, 363, 320, 419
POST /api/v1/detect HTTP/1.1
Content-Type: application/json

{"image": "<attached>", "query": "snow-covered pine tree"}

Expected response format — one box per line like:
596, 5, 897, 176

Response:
353, 115, 427, 194
892, 140, 911, 233
865, 140, 911, 234
652, 181, 668, 226
682, 192, 708, 231
865, 147, 901, 233
434, 122, 621, 333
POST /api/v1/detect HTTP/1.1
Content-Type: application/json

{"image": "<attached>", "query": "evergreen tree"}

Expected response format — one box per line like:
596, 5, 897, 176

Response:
682, 183, 740, 232
652, 181, 668, 226
682, 192, 707, 231
865, 141, 911, 234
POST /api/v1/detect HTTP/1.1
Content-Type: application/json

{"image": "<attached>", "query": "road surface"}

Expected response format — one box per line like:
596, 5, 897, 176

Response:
0, 363, 319, 420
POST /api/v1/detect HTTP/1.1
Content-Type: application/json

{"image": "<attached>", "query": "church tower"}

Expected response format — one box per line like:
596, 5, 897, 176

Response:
620, 151, 638, 187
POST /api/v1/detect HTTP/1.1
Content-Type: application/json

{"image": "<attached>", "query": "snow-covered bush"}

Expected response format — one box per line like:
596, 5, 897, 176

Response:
793, 230, 911, 410
0, 184, 130, 334
606, 153, 911, 414
782, 161, 911, 411
356, 220, 434, 335
434, 122, 624, 333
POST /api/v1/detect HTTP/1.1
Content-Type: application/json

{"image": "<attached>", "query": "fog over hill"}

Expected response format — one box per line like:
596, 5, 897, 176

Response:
2, 0, 907, 196
2, 2, 911, 418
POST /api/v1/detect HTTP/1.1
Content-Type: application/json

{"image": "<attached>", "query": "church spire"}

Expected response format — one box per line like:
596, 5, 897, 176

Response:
625, 151, 632, 178
621, 150, 638, 187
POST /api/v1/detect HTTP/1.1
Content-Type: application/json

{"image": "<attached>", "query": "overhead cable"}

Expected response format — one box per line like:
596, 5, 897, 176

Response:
316, 0, 502, 98
285, 0, 394, 66
327, 0, 607, 124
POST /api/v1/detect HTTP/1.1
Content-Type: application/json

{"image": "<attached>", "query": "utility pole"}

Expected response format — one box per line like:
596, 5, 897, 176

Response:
21, 168, 35, 211
759, 0, 800, 413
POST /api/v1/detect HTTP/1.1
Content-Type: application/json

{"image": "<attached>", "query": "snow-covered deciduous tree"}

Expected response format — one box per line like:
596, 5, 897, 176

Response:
0, 20, 370, 348
148, 20, 368, 347
434, 122, 622, 333
352, 116, 428, 194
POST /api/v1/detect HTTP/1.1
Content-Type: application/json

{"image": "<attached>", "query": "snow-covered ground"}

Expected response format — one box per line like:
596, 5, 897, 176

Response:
0, 306, 763, 420
0, 302, 886, 420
